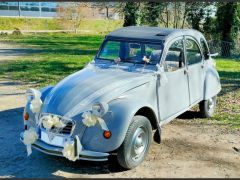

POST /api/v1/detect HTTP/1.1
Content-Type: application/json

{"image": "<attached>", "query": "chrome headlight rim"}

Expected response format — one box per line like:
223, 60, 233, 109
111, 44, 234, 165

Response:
26, 88, 41, 102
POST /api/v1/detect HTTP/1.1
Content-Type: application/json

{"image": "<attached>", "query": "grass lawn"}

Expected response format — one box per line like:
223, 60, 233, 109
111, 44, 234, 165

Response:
213, 59, 240, 128
0, 17, 123, 34
0, 17, 62, 30
0, 33, 104, 86
0, 33, 239, 128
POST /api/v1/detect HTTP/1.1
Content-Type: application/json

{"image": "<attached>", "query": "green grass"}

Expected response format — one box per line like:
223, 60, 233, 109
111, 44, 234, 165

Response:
212, 58, 240, 128
0, 34, 239, 129
0, 17, 62, 30
0, 17, 123, 34
79, 19, 123, 34
0, 33, 104, 86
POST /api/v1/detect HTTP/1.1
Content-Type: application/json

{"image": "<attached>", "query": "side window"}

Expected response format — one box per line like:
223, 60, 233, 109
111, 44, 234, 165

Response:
186, 38, 202, 65
165, 38, 184, 72
200, 38, 209, 60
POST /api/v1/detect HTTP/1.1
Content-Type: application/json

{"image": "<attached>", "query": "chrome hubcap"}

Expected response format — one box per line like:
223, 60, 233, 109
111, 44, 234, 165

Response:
131, 127, 148, 161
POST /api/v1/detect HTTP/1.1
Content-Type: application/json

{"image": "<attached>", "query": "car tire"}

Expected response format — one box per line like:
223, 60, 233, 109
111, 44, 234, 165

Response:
117, 115, 152, 169
199, 95, 217, 118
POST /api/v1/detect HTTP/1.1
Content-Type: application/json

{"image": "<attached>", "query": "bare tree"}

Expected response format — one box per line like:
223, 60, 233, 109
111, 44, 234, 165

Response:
57, 2, 90, 33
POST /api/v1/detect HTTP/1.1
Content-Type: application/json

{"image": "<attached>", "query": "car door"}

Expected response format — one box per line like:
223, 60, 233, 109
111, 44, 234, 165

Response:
158, 37, 190, 121
184, 36, 204, 104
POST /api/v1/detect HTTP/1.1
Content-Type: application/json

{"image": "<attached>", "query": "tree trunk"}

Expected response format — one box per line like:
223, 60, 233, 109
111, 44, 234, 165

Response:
106, 6, 109, 19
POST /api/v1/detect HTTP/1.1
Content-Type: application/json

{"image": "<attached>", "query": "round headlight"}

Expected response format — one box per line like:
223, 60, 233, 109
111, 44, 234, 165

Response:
92, 102, 108, 117
26, 88, 41, 102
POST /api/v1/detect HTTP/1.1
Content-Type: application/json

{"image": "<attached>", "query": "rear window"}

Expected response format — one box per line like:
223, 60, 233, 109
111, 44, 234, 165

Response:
200, 38, 210, 60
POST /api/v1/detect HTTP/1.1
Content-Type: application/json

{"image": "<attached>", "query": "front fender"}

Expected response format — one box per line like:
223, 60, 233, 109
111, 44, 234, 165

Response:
81, 97, 155, 152
40, 85, 54, 102
204, 65, 221, 100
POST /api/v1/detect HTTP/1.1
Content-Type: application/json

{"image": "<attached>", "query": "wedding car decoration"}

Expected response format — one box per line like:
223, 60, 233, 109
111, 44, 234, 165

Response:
62, 136, 82, 161
23, 127, 38, 156
82, 102, 109, 130
26, 88, 42, 113
20, 27, 221, 169
41, 115, 66, 130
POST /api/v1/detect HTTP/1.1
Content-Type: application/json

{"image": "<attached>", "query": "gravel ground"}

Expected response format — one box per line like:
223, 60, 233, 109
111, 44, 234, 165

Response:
0, 78, 239, 178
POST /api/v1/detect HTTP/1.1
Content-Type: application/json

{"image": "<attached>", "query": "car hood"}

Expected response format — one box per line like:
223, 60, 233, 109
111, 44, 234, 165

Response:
42, 64, 153, 118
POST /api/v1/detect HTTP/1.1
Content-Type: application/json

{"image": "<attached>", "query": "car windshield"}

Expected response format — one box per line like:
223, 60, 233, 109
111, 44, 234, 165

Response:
97, 40, 163, 65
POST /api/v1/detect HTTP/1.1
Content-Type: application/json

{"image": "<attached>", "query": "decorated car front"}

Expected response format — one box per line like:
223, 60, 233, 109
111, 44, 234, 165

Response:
21, 90, 111, 161
20, 62, 154, 162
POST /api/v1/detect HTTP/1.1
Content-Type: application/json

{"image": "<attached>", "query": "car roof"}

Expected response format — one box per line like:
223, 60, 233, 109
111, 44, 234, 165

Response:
106, 26, 204, 43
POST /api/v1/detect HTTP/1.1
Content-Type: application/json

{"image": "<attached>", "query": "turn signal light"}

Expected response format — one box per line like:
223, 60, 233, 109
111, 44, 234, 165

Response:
103, 130, 111, 139
24, 112, 29, 121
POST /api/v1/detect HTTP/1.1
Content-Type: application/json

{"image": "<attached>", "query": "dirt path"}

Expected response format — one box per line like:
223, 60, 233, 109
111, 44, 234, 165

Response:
0, 43, 239, 178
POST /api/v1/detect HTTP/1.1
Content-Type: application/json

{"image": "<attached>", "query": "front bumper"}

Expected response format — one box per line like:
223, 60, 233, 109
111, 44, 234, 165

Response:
20, 132, 109, 161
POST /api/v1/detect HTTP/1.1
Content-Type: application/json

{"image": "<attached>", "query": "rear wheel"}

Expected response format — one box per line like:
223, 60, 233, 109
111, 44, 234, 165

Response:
199, 95, 217, 118
117, 115, 152, 169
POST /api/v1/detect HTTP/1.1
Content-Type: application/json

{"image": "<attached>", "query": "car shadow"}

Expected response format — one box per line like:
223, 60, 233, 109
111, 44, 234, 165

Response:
177, 110, 202, 120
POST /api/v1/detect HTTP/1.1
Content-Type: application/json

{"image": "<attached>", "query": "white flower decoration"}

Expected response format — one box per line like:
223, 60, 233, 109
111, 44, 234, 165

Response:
42, 115, 54, 130
23, 127, 38, 145
62, 136, 82, 162
82, 111, 109, 131
41, 115, 66, 130
114, 57, 121, 64
143, 56, 150, 63
62, 141, 77, 161
23, 127, 38, 156
82, 111, 98, 127
54, 117, 66, 128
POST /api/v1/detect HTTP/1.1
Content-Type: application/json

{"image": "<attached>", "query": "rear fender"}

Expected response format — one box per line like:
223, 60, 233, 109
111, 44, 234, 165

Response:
204, 61, 221, 100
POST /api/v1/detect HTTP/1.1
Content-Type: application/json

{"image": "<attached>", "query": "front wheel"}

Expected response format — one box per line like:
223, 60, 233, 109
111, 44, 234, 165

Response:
199, 95, 217, 118
117, 115, 152, 169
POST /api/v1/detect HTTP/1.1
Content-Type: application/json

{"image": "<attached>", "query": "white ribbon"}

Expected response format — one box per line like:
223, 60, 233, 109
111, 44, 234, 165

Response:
27, 88, 43, 113
30, 98, 42, 113
26, 145, 32, 156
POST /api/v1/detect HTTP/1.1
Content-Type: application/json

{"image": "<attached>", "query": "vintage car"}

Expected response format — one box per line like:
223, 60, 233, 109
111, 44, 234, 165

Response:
20, 26, 221, 169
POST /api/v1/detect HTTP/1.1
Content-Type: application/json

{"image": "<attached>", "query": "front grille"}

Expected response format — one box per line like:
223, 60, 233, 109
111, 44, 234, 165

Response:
59, 122, 74, 135
40, 113, 75, 136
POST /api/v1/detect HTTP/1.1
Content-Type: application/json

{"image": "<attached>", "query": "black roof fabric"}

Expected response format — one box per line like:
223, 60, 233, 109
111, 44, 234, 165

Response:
107, 26, 189, 41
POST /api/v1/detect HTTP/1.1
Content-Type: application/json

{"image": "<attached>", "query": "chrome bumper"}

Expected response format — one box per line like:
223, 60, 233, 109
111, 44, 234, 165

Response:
20, 132, 109, 161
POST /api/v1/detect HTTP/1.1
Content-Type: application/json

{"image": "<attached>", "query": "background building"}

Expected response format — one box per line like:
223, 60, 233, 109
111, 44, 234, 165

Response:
0, 2, 120, 19
0, 2, 57, 18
